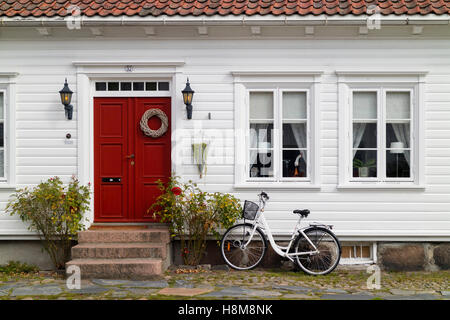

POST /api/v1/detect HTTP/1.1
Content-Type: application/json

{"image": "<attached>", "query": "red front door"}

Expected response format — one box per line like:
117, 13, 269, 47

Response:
94, 97, 171, 222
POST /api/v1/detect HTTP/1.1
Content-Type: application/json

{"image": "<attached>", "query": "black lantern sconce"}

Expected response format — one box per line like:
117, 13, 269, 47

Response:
59, 78, 74, 120
182, 78, 195, 120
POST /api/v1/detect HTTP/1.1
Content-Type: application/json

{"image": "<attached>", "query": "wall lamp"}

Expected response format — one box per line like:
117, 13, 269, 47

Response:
59, 78, 74, 120
182, 78, 195, 120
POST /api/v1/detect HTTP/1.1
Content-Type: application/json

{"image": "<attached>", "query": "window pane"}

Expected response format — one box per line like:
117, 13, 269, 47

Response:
386, 150, 410, 178
387, 92, 410, 119
120, 82, 132, 91
0, 149, 3, 177
158, 82, 170, 91
250, 123, 273, 148
108, 82, 119, 91
0, 93, 3, 118
250, 92, 273, 120
352, 150, 377, 178
353, 92, 377, 119
353, 123, 377, 148
283, 123, 306, 148
283, 150, 307, 178
283, 92, 306, 119
95, 82, 106, 91
386, 123, 410, 148
133, 82, 144, 91
146, 82, 157, 91
249, 150, 273, 178
0, 123, 3, 147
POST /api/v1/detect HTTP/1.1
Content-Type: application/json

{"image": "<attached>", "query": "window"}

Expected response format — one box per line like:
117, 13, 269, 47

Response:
95, 81, 169, 92
337, 70, 426, 188
351, 90, 412, 181
233, 71, 322, 188
340, 243, 376, 265
0, 92, 4, 178
248, 90, 308, 180
0, 73, 16, 186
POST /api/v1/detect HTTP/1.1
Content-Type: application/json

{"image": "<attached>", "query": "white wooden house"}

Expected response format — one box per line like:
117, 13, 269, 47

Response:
0, 0, 449, 270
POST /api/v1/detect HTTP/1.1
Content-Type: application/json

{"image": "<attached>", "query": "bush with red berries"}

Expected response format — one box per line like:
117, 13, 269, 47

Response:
149, 177, 241, 265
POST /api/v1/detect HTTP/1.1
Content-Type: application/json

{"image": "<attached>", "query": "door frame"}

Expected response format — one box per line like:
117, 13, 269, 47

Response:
74, 61, 185, 226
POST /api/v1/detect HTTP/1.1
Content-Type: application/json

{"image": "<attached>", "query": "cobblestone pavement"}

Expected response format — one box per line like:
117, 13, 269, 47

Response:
0, 267, 448, 300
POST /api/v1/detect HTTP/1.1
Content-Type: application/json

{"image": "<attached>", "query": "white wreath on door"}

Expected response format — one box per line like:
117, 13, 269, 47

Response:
140, 108, 169, 138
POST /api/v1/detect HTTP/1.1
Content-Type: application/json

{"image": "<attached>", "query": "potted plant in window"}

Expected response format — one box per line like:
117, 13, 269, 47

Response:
353, 159, 376, 177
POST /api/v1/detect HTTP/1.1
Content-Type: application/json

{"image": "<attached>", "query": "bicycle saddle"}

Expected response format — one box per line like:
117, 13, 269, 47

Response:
293, 209, 310, 217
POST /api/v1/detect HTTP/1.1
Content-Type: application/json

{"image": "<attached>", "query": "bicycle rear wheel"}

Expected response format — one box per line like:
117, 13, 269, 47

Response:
221, 223, 267, 270
294, 227, 341, 275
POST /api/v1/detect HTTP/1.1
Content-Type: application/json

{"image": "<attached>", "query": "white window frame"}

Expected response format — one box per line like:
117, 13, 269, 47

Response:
232, 71, 322, 189
337, 71, 427, 189
340, 242, 377, 265
92, 78, 172, 97
0, 73, 18, 188
0, 90, 5, 180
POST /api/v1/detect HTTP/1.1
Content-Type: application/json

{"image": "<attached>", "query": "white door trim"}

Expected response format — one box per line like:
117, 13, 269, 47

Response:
74, 61, 185, 225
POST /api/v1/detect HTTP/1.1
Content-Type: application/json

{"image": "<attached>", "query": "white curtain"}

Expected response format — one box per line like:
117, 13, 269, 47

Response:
352, 123, 367, 157
290, 124, 307, 161
249, 124, 270, 166
392, 123, 410, 166
249, 126, 258, 167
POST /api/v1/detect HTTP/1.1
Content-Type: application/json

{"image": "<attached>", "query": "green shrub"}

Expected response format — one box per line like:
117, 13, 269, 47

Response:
6, 176, 91, 269
0, 261, 39, 275
150, 177, 241, 265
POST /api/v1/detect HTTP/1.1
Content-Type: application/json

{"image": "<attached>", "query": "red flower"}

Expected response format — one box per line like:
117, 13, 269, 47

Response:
171, 187, 182, 196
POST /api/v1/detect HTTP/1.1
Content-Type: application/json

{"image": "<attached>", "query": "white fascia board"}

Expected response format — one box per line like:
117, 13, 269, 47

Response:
1, 14, 450, 27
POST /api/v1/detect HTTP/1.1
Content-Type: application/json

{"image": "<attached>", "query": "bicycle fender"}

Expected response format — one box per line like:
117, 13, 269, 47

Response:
296, 226, 342, 253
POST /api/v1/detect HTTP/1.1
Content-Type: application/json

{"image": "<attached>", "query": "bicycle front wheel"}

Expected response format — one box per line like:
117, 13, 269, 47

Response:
221, 223, 267, 270
294, 227, 341, 275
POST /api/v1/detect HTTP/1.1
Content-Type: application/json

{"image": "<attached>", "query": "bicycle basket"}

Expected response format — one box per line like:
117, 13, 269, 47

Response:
243, 200, 259, 220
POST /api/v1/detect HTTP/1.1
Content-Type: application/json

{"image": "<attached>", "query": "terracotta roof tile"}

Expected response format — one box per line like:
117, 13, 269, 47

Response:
0, 0, 449, 17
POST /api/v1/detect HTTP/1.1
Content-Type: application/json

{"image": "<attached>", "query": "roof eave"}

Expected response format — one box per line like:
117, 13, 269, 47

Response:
1, 14, 450, 27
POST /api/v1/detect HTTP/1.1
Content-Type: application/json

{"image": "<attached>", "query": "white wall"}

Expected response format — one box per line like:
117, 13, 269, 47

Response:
0, 33, 449, 240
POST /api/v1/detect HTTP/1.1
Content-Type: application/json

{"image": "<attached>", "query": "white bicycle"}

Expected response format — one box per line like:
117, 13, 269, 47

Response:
221, 191, 341, 275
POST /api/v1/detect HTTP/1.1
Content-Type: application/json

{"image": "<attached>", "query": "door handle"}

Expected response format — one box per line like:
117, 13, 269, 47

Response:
125, 154, 135, 159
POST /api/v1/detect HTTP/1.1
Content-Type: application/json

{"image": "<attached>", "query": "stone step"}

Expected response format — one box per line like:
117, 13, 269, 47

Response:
78, 229, 170, 244
66, 258, 164, 279
71, 243, 167, 259
90, 223, 169, 230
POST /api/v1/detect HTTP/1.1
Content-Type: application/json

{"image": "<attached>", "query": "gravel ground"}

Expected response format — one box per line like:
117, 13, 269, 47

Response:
0, 267, 448, 300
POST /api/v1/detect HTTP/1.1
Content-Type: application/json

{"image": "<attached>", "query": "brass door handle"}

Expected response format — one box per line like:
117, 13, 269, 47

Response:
125, 154, 135, 159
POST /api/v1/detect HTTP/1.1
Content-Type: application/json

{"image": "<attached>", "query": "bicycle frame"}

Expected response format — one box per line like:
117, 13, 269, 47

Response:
243, 196, 320, 262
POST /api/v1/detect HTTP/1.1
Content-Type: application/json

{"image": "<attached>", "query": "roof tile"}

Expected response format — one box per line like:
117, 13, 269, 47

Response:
0, 0, 449, 18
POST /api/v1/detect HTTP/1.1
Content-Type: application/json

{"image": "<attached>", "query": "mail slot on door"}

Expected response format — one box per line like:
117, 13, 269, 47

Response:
102, 178, 121, 183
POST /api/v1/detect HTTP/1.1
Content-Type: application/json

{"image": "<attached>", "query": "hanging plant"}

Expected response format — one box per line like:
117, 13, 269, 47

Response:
192, 142, 208, 178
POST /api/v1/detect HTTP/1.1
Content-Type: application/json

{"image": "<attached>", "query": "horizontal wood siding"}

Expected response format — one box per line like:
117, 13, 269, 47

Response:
0, 38, 449, 239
